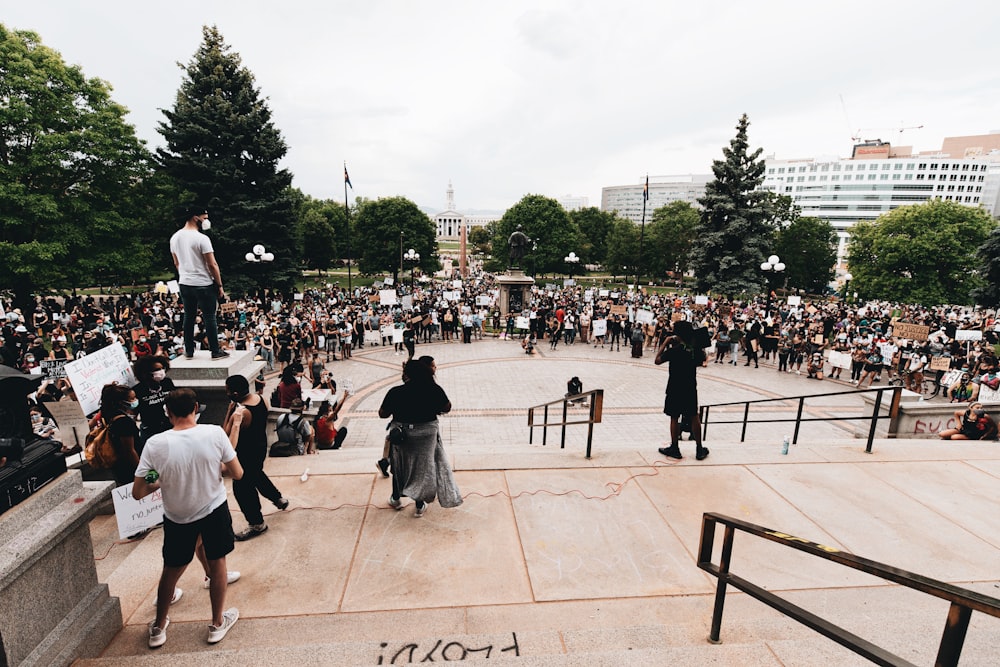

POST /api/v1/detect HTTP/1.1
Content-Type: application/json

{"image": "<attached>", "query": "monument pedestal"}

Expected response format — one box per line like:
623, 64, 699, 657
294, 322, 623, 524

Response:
168, 349, 266, 425
0, 471, 119, 666
496, 269, 535, 319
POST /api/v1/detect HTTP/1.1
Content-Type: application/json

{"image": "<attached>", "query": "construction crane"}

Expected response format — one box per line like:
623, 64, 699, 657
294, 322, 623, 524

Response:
851, 124, 924, 144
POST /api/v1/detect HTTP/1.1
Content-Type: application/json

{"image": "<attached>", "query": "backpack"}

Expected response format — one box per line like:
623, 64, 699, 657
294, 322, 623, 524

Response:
84, 415, 125, 469
271, 414, 304, 457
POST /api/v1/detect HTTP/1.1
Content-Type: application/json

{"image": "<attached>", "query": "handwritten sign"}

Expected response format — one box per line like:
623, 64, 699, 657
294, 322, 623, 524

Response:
591, 319, 607, 337
827, 350, 852, 370
635, 310, 654, 325
929, 356, 951, 371
892, 322, 930, 341
955, 329, 982, 341
787, 295, 802, 306
64, 344, 137, 416
379, 290, 397, 305
112, 482, 164, 540
40, 359, 68, 379
610, 304, 627, 317
695, 295, 709, 305
219, 302, 237, 315
515, 316, 530, 330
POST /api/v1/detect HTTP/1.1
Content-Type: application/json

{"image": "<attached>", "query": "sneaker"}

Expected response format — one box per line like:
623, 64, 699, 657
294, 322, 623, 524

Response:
658, 445, 683, 459
148, 617, 169, 648
203, 571, 241, 589
388, 496, 403, 510
207, 608, 239, 644
415, 502, 427, 518
274, 497, 289, 511
153, 587, 183, 606
696, 447, 710, 461
377, 458, 390, 477
211, 350, 230, 360
234, 523, 267, 541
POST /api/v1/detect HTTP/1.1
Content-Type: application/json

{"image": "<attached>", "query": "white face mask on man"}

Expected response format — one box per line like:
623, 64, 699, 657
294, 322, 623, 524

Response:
200, 217, 212, 231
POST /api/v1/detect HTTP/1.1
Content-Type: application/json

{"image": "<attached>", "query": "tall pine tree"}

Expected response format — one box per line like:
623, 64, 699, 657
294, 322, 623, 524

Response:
688, 114, 776, 297
156, 26, 297, 295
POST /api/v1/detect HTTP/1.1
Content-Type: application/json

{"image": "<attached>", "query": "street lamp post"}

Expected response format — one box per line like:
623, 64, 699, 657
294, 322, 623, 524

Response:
245, 245, 275, 263
403, 248, 420, 291
843, 272, 853, 304
759, 254, 785, 316
564, 251, 579, 281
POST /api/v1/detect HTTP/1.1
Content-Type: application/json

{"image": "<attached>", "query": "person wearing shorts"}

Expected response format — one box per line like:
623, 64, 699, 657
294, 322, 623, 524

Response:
134, 388, 244, 649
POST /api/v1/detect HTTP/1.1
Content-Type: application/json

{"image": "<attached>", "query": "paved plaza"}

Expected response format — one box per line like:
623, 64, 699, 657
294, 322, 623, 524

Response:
79, 338, 1000, 666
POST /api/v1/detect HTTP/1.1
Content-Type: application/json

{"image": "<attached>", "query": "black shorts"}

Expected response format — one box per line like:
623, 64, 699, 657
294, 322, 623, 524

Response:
162, 501, 234, 567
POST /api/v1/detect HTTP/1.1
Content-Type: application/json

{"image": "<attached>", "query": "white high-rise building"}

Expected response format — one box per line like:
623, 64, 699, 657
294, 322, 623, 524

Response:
601, 175, 710, 224
762, 133, 1000, 265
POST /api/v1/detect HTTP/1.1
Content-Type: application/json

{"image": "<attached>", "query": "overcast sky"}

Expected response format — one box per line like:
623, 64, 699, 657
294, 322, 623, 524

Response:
7, 1, 1000, 213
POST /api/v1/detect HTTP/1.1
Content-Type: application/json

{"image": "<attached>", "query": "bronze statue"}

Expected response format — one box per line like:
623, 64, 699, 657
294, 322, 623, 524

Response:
508, 225, 529, 267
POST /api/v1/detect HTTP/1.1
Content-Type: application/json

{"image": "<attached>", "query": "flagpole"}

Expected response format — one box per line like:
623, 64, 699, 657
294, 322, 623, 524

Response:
344, 163, 353, 292
635, 175, 648, 290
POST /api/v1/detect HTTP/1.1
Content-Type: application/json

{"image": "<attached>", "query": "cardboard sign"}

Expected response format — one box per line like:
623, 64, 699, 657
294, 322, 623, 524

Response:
929, 356, 951, 371
787, 295, 802, 306
166, 280, 180, 294
827, 350, 853, 370
401, 295, 413, 311
112, 483, 164, 540
64, 344, 137, 416
379, 290, 397, 306
635, 310, 654, 325
293, 292, 304, 301
380, 325, 394, 340
219, 302, 237, 315
892, 322, 929, 341
410, 315, 424, 324
695, 295, 709, 305
814, 334, 825, 345
671, 312, 684, 322
591, 319, 607, 337
383, 277, 395, 287
955, 329, 982, 341
610, 304, 627, 317
515, 316, 530, 330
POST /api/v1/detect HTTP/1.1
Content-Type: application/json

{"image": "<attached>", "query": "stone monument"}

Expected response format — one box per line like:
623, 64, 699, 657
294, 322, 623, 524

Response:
496, 225, 535, 319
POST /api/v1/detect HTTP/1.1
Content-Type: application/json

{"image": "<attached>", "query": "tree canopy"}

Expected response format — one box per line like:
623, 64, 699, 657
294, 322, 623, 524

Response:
489, 195, 578, 275
604, 218, 640, 281
645, 201, 700, 281
774, 215, 838, 295
292, 192, 348, 274
846, 199, 996, 305
0, 25, 153, 309
156, 25, 297, 296
972, 224, 1000, 307
688, 114, 778, 297
353, 196, 436, 282
570, 207, 616, 266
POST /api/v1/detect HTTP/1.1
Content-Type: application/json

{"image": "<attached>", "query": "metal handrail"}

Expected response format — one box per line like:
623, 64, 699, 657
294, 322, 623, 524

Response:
698, 512, 1000, 666
527, 389, 604, 458
699, 386, 903, 453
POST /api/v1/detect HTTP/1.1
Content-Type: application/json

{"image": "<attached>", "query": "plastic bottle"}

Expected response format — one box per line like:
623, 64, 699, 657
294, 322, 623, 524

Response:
781, 436, 790, 455
300, 468, 310, 482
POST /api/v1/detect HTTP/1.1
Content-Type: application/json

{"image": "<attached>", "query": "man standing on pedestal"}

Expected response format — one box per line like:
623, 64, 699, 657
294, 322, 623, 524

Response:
169, 207, 229, 360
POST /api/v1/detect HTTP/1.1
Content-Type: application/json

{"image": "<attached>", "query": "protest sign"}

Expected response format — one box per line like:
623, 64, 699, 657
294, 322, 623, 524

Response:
64, 344, 136, 416
383, 277, 395, 286
166, 280, 180, 294
219, 302, 237, 315
401, 295, 413, 311
955, 329, 982, 341
591, 319, 607, 337
392, 327, 403, 344
515, 316, 530, 330
787, 295, 801, 306
892, 322, 929, 341
293, 293, 304, 301
563, 279, 576, 287
635, 310, 654, 325
610, 304, 627, 317
112, 483, 164, 540
695, 295, 709, 305
379, 290, 397, 306
40, 359, 68, 379
827, 350, 852, 370
929, 356, 951, 371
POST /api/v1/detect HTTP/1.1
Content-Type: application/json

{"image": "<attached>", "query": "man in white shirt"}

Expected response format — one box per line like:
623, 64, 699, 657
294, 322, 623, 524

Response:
134, 388, 244, 648
169, 208, 229, 360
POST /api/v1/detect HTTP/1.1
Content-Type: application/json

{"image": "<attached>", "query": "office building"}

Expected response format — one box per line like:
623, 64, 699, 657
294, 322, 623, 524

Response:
601, 175, 710, 224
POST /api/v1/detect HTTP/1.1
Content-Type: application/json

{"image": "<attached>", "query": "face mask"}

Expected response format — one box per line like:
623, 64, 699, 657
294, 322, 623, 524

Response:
31, 414, 41, 423
200, 217, 212, 231
151, 369, 166, 382
128, 399, 139, 410
139, 337, 147, 343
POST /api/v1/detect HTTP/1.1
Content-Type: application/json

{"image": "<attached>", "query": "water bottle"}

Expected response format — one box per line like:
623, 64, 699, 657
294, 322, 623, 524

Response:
300, 468, 310, 482
781, 436, 790, 455
144, 469, 160, 483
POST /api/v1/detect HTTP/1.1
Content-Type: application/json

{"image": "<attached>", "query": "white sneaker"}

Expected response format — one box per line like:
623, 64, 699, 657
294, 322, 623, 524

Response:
203, 571, 241, 589
148, 617, 169, 648
207, 607, 239, 644
152, 587, 182, 606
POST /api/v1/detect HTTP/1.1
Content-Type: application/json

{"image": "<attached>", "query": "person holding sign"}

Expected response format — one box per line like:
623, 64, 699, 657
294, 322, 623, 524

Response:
134, 388, 244, 648
655, 321, 710, 461
169, 207, 229, 360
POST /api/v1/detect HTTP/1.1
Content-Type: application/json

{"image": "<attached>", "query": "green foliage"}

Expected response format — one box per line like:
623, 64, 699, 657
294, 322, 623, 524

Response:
467, 226, 492, 257
774, 216, 838, 294
293, 193, 347, 272
0, 25, 154, 308
605, 218, 640, 280
846, 199, 995, 305
688, 114, 778, 297
644, 201, 700, 280
570, 207, 616, 265
972, 225, 1000, 306
490, 195, 579, 275
156, 25, 298, 296
353, 196, 436, 281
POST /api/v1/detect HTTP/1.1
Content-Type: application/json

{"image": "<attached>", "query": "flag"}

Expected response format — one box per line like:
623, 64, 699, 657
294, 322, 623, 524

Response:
344, 164, 353, 189
643, 175, 649, 201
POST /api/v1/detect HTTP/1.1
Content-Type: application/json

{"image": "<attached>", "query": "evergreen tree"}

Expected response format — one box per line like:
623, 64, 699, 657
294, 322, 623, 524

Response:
688, 114, 776, 297
0, 25, 153, 309
156, 25, 297, 296
972, 225, 1000, 307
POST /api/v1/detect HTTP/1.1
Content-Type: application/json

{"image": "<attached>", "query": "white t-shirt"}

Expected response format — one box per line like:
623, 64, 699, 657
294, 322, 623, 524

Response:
169, 228, 216, 287
135, 424, 236, 524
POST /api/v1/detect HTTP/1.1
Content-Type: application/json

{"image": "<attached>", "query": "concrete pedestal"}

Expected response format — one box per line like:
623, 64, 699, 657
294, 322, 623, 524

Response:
0, 471, 119, 667
496, 269, 535, 319
168, 349, 266, 425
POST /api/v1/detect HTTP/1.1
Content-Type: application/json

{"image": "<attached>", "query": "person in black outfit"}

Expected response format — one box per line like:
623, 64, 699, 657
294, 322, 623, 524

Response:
98, 383, 142, 486
655, 321, 709, 461
133, 355, 176, 451
225, 375, 289, 541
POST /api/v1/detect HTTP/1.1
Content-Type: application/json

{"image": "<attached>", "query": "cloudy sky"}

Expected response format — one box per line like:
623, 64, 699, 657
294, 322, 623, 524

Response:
7, 1, 1000, 213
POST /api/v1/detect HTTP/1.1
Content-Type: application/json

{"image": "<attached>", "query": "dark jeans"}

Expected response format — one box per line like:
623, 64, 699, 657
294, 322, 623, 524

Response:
232, 463, 282, 526
179, 283, 220, 355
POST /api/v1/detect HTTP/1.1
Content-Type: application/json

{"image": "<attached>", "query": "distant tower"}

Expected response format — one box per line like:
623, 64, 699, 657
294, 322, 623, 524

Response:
446, 180, 456, 211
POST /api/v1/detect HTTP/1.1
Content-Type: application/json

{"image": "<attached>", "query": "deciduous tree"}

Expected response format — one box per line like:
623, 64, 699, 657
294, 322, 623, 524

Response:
847, 199, 995, 305
972, 225, 1000, 307
774, 216, 838, 295
570, 207, 615, 265
0, 25, 153, 309
490, 195, 578, 276
353, 197, 436, 282
645, 201, 700, 281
